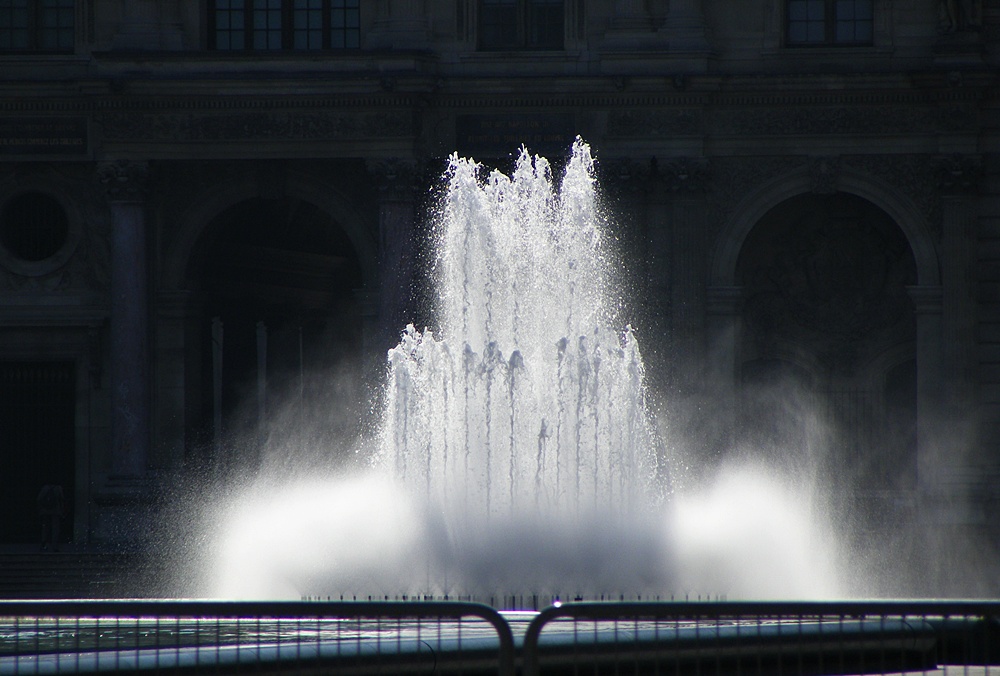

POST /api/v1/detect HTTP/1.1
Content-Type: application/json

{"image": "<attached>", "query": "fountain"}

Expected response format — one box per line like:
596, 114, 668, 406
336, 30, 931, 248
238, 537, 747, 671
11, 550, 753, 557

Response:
205, 139, 849, 602
384, 139, 660, 523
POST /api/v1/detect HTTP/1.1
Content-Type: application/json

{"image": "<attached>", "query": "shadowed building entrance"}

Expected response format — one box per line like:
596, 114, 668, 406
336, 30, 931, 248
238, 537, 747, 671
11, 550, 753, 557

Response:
736, 192, 918, 493
0, 361, 75, 544
192, 197, 365, 475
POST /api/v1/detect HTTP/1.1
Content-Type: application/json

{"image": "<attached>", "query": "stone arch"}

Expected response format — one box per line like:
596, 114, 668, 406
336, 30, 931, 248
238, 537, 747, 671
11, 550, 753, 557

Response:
710, 165, 939, 287
728, 183, 921, 495
156, 165, 381, 472
162, 168, 377, 294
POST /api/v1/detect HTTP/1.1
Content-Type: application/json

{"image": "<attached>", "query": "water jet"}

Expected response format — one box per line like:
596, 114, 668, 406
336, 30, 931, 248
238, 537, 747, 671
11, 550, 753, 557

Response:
208, 139, 848, 602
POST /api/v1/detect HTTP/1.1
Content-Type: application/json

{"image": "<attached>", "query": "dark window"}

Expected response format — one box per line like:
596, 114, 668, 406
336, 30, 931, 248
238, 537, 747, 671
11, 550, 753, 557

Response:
787, 0, 872, 46
0, 192, 69, 262
209, 0, 359, 51
0, 0, 74, 52
479, 0, 563, 50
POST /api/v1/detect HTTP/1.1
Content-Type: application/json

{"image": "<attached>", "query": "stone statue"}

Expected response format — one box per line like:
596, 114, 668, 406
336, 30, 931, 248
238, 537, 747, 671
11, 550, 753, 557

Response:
938, 0, 982, 33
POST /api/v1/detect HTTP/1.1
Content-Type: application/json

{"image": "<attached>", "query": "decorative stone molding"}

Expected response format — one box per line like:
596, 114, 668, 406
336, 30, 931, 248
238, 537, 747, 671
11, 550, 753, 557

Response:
657, 157, 710, 193
366, 158, 424, 202
95, 111, 413, 143
711, 105, 942, 136
707, 155, 800, 225
934, 154, 983, 194
601, 158, 654, 194
606, 109, 702, 137
808, 156, 841, 195
97, 160, 149, 203
0, 169, 109, 292
844, 154, 941, 237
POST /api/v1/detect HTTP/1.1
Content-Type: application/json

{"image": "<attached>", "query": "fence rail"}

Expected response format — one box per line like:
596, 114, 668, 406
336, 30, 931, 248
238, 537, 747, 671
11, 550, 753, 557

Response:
1, 599, 999, 674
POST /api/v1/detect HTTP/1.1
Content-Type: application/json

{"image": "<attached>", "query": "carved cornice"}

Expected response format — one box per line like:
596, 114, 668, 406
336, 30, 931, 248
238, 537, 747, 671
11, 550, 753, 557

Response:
712, 105, 946, 136
97, 159, 149, 202
95, 110, 414, 142
606, 109, 702, 137
657, 157, 711, 193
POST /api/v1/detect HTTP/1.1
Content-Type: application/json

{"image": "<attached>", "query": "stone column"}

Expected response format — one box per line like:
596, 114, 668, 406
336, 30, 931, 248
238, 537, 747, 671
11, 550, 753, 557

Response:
937, 155, 982, 411
661, 158, 711, 393
152, 290, 190, 471
704, 286, 743, 458
98, 160, 150, 478
367, 158, 421, 348
907, 285, 945, 489
661, 0, 711, 54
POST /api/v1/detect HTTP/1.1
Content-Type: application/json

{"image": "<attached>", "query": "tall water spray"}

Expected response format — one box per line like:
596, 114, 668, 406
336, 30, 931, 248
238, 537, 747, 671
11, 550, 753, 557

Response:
383, 139, 661, 523
208, 140, 849, 601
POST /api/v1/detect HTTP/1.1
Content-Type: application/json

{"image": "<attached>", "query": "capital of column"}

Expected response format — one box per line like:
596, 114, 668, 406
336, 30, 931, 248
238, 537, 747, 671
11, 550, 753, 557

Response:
97, 160, 149, 203
706, 285, 744, 315
907, 285, 944, 314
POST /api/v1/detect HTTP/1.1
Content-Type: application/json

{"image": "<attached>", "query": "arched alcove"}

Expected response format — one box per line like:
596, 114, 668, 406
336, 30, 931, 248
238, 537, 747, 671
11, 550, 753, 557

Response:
712, 167, 938, 287
735, 191, 918, 490
190, 196, 366, 473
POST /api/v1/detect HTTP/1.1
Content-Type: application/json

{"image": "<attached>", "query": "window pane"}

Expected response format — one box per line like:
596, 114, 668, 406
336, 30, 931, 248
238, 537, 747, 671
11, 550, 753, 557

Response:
788, 22, 806, 43
330, 0, 360, 49
787, 0, 825, 44
834, 0, 872, 43
214, 0, 245, 50
855, 20, 872, 42
39, 0, 73, 50
252, 0, 282, 50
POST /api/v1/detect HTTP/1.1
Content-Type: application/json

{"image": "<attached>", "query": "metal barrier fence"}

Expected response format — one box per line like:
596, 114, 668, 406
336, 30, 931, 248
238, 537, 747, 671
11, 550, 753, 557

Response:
0, 600, 514, 675
523, 601, 1000, 676
1, 600, 1000, 674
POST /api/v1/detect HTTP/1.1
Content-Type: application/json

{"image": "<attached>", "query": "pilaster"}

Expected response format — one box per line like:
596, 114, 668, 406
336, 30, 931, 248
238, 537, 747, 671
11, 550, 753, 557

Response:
97, 159, 151, 479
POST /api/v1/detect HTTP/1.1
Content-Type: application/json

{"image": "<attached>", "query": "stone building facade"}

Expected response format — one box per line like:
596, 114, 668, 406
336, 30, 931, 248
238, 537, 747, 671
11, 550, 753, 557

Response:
0, 0, 996, 587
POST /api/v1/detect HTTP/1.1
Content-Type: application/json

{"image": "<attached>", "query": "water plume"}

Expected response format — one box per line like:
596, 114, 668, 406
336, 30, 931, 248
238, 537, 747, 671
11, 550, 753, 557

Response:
203, 139, 852, 602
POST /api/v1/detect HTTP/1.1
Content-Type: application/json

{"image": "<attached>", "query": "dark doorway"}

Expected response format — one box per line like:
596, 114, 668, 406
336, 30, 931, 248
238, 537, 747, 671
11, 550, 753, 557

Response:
0, 362, 75, 544
193, 197, 365, 474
